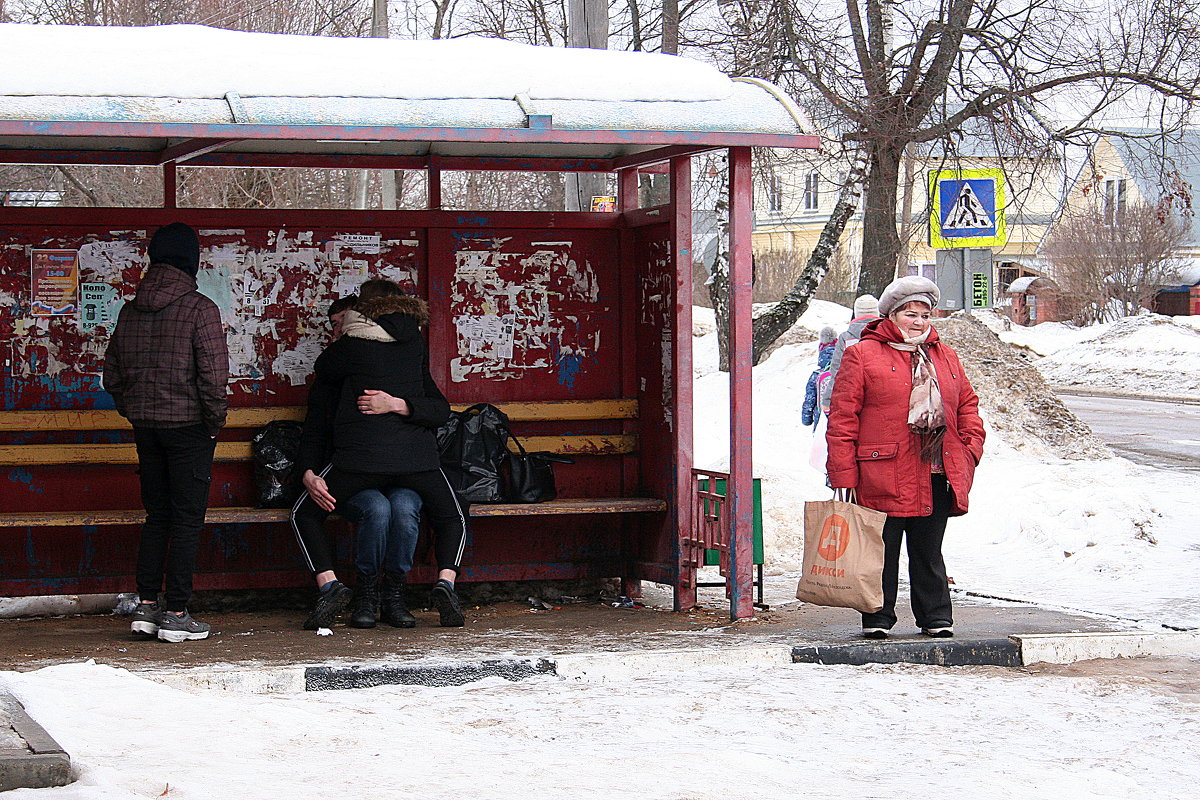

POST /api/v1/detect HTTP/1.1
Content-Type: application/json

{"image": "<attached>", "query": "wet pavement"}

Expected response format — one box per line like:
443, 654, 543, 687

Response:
0, 593, 1132, 675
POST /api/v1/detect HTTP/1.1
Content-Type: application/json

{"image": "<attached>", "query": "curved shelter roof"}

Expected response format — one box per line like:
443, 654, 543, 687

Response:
0, 24, 817, 170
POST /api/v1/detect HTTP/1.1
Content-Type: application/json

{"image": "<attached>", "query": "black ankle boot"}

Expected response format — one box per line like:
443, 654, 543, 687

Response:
349, 572, 380, 629
380, 571, 416, 628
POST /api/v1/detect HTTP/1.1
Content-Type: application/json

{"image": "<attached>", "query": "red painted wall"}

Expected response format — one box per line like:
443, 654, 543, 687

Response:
0, 208, 676, 595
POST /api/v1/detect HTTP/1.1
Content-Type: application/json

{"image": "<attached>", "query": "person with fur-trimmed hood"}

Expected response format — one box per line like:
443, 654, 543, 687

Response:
292, 279, 468, 630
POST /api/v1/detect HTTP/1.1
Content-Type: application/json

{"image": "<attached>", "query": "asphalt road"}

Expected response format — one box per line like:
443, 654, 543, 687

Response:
1058, 392, 1200, 472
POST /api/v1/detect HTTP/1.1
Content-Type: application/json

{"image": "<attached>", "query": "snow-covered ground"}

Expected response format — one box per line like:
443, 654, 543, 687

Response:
4, 659, 1199, 800
692, 303, 1200, 630
2, 303, 1198, 800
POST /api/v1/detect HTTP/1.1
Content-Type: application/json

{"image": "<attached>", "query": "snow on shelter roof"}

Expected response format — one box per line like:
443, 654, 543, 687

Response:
0, 24, 817, 166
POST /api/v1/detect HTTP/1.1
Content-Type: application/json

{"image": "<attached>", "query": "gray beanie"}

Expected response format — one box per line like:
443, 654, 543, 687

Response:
878, 276, 940, 317
819, 325, 836, 345
852, 294, 879, 318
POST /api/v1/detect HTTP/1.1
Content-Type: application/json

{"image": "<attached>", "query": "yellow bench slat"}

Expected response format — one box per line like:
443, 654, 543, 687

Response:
0, 434, 637, 465
0, 498, 666, 528
0, 399, 637, 432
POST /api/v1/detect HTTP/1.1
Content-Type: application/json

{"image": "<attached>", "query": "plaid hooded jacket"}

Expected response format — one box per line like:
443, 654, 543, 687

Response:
102, 263, 229, 433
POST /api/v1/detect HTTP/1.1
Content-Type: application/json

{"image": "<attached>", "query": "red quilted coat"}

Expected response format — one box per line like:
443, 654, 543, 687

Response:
825, 318, 985, 516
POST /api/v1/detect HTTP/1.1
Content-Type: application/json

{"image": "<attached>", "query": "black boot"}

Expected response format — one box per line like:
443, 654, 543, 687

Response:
349, 572, 379, 629
380, 571, 416, 628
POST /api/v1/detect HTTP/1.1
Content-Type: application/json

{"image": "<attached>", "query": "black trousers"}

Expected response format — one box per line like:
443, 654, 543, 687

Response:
861, 473, 954, 630
133, 424, 217, 612
291, 467, 469, 576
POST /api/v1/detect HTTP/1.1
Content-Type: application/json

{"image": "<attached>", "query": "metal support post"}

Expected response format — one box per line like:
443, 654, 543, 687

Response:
727, 146, 755, 620
670, 155, 696, 611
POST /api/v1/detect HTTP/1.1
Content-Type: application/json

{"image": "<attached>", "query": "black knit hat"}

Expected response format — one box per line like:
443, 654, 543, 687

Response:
148, 222, 200, 278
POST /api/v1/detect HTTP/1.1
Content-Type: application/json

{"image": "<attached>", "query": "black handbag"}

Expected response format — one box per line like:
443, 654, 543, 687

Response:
436, 403, 511, 503
505, 433, 574, 503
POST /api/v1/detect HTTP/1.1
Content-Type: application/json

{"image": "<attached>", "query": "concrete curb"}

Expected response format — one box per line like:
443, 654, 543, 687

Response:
1053, 388, 1200, 406
306, 658, 555, 690
141, 632, 1200, 694
792, 638, 1022, 667
0, 694, 73, 791
1014, 630, 1200, 665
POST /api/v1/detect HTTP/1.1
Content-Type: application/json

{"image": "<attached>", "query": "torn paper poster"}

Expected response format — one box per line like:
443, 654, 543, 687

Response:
336, 233, 381, 254
79, 282, 121, 330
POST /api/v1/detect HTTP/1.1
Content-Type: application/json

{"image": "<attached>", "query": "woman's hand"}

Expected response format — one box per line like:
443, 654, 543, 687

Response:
302, 469, 337, 512
357, 389, 410, 416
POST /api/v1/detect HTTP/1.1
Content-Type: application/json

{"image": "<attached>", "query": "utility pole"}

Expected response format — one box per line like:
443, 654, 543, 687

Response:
361, 0, 396, 210
636, 0, 678, 207
565, 0, 608, 211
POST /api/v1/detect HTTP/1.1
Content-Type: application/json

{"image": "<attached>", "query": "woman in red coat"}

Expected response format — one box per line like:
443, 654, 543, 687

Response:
825, 276, 985, 639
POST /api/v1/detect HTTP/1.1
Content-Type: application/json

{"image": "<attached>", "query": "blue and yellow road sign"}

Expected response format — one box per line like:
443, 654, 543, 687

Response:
929, 169, 1006, 248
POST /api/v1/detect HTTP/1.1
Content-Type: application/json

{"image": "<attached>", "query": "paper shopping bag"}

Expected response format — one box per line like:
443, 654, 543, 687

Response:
795, 495, 887, 613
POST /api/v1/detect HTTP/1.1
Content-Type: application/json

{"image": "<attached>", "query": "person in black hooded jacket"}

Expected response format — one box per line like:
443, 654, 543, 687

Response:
291, 281, 469, 630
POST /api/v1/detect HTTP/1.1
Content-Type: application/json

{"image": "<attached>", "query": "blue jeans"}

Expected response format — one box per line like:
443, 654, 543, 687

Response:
340, 488, 422, 577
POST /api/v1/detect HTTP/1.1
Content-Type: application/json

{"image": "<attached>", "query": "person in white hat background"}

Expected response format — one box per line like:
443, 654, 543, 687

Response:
819, 293, 880, 414
824, 276, 986, 639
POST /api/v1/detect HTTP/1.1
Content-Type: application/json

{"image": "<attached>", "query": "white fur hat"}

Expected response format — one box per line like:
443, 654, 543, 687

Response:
878, 276, 940, 317
852, 294, 879, 317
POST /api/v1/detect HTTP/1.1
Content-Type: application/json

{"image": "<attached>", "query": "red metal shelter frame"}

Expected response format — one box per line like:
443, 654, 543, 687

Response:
0, 113, 817, 620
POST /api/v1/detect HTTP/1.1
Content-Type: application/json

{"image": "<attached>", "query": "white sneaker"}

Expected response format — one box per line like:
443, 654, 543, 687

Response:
156, 611, 211, 642
130, 602, 161, 636
921, 626, 954, 638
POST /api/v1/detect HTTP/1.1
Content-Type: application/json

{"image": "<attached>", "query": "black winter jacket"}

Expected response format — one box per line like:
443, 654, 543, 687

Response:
298, 295, 450, 475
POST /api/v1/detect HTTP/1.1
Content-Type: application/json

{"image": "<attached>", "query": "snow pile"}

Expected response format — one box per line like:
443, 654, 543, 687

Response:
1032, 314, 1200, 399
999, 317, 1112, 357
692, 299, 850, 378
934, 314, 1110, 460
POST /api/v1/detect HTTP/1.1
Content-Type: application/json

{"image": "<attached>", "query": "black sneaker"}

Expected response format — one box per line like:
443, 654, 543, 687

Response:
861, 627, 889, 640
130, 602, 161, 636
156, 610, 211, 643
430, 580, 465, 628
921, 625, 954, 638
303, 580, 353, 631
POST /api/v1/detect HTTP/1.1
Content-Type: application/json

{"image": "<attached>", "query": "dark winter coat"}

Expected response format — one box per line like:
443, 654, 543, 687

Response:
102, 263, 228, 433
825, 318, 985, 516
298, 294, 450, 475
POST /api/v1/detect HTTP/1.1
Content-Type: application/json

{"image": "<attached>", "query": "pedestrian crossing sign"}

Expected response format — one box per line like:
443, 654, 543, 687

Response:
929, 169, 1006, 248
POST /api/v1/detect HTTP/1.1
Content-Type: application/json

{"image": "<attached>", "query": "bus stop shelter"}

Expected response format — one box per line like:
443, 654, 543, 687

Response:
0, 24, 818, 619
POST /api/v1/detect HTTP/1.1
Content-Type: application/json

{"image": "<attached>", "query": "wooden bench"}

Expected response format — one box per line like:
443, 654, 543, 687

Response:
0, 400, 665, 529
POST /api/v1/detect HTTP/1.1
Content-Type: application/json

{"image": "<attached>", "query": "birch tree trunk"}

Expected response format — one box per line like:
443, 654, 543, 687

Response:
710, 149, 869, 370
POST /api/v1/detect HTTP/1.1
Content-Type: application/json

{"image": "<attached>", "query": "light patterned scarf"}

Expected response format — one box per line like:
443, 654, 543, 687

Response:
887, 328, 946, 463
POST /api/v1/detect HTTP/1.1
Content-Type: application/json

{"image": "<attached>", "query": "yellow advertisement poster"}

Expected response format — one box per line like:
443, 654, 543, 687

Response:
30, 249, 80, 316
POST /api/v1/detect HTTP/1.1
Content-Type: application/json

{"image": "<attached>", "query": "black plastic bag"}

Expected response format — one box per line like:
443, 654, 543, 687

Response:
251, 420, 305, 508
505, 433, 573, 503
436, 403, 511, 503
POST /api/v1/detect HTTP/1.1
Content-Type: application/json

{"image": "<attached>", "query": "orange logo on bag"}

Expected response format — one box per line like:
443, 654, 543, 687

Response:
817, 514, 851, 561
